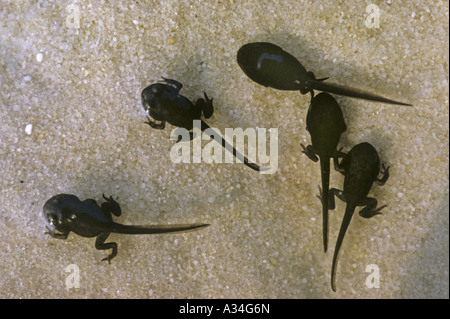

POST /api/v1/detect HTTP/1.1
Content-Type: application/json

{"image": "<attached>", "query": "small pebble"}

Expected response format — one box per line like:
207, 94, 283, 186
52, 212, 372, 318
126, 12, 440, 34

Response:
36, 53, 43, 63
25, 124, 32, 135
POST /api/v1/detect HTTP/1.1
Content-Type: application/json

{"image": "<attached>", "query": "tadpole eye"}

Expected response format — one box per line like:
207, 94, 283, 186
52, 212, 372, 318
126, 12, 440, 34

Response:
299, 86, 310, 95
141, 99, 150, 111
49, 213, 56, 223
44, 213, 57, 230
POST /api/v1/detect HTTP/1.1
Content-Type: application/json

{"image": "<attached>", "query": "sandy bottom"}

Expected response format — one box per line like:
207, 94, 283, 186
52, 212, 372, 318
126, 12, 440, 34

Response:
0, 1, 448, 298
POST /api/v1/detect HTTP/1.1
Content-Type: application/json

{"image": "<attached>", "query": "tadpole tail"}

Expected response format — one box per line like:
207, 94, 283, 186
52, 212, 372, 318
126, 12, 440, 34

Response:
308, 80, 412, 106
331, 204, 356, 292
200, 120, 263, 172
110, 223, 210, 235
320, 157, 330, 253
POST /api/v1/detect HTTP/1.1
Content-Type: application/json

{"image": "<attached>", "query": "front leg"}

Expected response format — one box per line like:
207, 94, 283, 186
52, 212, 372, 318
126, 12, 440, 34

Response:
332, 148, 346, 160
160, 77, 183, 92
95, 232, 117, 264
45, 227, 69, 239
358, 197, 387, 219
328, 187, 346, 210
176, 132, 196, 143
145, 116, 165, 130
376, 163, 390, 186
333, 150, 348, 176
101, 195, 122, 217
300, 144, 319, 162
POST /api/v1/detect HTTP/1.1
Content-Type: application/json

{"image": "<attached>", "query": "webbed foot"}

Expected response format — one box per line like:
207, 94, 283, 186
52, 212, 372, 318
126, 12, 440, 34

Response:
195, 92, 214, 119
358, 196, 387, 219
145, 116, 165, 129
101, 195, 122, 217
95, 233, 117, 264
45, 228, 69, 239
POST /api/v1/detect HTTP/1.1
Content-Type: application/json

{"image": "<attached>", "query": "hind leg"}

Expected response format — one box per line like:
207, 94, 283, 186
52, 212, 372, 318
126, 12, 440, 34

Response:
101, 195, 122, 217
95, 232, 117, 264
195, 92, 214, 119
358, 197, 387, 219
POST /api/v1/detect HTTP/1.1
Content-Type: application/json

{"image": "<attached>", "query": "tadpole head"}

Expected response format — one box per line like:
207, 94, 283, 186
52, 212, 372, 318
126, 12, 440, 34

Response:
141, 85, 157, 113
43, 196, 64, 232
43, 194, 77, 232
141, 83, 168, 114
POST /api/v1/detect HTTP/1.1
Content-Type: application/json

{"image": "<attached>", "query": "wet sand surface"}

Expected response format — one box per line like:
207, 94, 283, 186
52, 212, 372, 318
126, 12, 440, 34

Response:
0, 1, 448, 298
